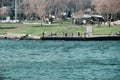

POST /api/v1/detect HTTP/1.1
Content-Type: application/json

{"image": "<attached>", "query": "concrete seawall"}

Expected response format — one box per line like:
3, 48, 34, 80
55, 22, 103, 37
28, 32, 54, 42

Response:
0, 34, 120, 41
41, 36, 120, 41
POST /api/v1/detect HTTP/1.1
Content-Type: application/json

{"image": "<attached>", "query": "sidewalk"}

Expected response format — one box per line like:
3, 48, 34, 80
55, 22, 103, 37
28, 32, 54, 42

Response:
86, 25, 93, 37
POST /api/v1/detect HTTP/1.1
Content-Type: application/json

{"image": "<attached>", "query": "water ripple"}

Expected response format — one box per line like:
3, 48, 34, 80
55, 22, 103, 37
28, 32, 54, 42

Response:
0, 40, 120, 80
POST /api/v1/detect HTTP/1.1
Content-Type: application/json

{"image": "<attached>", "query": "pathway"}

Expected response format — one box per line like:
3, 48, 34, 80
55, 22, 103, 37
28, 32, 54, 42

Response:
86, 25, 93, 37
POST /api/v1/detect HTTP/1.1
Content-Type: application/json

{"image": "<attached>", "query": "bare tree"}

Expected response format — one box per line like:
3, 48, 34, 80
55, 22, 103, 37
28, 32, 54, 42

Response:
0, 6, 8, 19
92, 0, 120, 26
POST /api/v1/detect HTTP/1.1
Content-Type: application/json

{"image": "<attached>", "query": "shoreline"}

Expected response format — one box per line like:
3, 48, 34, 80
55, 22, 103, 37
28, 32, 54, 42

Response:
0, 34, 40, 40
0, 34, 120, 41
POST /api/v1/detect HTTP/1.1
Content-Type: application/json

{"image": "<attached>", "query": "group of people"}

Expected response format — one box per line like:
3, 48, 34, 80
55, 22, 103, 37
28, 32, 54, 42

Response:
41, 32, 87, 37
62, 32, 81, 37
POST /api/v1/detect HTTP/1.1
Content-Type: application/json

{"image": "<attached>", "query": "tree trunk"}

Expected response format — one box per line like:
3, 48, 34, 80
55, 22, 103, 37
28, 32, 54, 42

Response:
108, 21, 111, 27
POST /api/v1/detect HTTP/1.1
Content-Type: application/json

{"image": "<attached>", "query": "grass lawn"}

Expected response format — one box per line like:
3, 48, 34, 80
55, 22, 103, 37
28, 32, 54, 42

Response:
93, 25, 120, 35
0, 21, 120, 35
0, 21, 85, 35
13, 24, 85, 36
0, 23, 32, 34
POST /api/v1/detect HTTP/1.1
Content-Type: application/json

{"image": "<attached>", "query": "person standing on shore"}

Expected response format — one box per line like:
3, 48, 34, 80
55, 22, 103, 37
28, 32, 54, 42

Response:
42, 32, 45, 37
65, 33, 68, 37
78, 32, 80, 37
84, 32, 87, 37
71, 33, 74, 37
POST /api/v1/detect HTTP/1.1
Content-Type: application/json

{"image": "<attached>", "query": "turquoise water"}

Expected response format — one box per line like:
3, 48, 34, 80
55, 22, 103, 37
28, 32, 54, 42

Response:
0, 40, 120, 80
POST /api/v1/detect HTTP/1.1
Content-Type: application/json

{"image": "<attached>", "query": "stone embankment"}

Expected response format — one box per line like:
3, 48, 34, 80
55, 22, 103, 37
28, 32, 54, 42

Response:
0, 34, 40, 40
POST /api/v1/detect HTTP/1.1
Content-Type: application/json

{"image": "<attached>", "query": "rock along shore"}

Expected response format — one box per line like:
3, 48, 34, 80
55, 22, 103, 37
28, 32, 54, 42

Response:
0, 34, 41, 40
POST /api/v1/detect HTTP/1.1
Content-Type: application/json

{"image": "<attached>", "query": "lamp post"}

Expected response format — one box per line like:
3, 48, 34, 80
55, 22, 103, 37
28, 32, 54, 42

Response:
15, 0, 17, 22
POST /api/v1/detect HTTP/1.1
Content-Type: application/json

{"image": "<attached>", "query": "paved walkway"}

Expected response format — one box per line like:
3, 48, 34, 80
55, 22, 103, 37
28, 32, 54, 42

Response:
86, 25, 93, 37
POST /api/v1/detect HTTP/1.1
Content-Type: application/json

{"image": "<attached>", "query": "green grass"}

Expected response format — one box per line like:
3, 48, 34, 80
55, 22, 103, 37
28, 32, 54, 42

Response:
93, 25, 120, 35
0, 21, 120, 35
12, 23, 85, 35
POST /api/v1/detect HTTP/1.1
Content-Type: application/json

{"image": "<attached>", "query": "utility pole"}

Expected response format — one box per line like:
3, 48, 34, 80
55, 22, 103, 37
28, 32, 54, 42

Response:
1, 0, 4, 20
15, 0, 17, 22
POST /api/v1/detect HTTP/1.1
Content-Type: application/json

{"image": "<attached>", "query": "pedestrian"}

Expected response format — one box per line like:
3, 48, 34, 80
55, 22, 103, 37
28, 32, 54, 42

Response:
42, 32, 44, 37
65, 33, 68, 37
84, 32, 86, 37
78, 32, 80, 37
71, 33, 74, 37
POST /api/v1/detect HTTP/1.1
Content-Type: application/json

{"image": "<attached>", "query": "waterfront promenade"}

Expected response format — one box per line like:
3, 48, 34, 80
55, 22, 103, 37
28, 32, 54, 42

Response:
0, 24, 120, 41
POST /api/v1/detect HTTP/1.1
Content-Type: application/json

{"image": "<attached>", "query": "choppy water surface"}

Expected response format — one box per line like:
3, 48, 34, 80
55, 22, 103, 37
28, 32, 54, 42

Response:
0, 40, 120, 80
